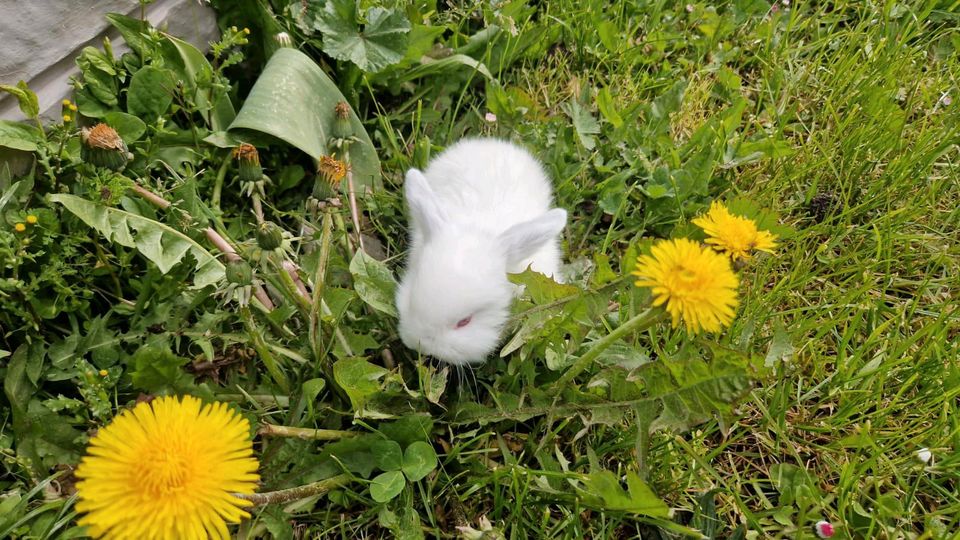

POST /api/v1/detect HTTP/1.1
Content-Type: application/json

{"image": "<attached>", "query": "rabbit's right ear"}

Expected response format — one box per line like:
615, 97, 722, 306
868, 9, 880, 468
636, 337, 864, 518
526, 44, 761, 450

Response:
405, 169, 446, 238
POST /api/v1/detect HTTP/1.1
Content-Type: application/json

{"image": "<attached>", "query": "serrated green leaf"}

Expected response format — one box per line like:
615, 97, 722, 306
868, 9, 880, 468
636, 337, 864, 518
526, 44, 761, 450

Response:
563, 99, 600, 150
127, 66, 175, 120
227, 48, 380, 193
332, 357, 389, 412
579, 470, 670, 516
49, 194, 225, 289
349, 250, 398, 316
129, 345, 191, 394
370, 470, 405, 502
372, 439, 403, 471
314, 1, 411, 73
401, 441, 437, 482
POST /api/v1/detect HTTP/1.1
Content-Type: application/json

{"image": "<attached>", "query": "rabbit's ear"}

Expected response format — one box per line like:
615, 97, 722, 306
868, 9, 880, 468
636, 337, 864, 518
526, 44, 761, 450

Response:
499, 208, 567, 267
405, 169, 446, 238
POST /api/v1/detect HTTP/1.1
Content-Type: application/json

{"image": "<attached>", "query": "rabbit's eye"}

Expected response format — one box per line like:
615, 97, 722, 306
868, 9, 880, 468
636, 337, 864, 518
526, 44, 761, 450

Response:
455, 316, 473, 329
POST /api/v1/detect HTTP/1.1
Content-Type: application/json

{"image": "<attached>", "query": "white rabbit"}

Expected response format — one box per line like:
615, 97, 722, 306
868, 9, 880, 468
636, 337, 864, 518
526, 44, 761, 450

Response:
395, 138, 567, 365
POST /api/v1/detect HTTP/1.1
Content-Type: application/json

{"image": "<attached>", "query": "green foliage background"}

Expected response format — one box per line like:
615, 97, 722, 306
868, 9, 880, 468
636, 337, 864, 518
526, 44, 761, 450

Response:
1, 0, 958, 538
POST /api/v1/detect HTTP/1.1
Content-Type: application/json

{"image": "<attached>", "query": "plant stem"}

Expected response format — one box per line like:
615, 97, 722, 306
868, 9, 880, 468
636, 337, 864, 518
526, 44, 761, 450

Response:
239, 305, 289, 392
211, 155, 230, 213
342, 147, 365, 252
236, 474, 351, 507
309, 211, 334, 362
258, 423, 356, 440
549, 308, 666, 394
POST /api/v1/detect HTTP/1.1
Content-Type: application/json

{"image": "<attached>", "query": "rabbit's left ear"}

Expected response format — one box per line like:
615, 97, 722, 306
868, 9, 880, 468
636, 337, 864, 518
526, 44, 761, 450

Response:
499, 208, 567, 267
405, 169, 447, 239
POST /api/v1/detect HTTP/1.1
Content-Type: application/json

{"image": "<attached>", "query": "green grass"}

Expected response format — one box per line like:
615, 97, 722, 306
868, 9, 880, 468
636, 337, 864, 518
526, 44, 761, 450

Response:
2, 0, 959, 538
358, 1, 960, 537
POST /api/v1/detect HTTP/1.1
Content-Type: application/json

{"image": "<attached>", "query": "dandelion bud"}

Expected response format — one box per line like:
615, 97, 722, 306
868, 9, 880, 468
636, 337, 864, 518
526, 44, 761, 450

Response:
233, 143, 263, 183
256, 221, 284, 251
225, 259, 253, 286
318, 155, 348, 186
274, 32, 293, 48
333, 101, 353, 139
81, 124, 133, 171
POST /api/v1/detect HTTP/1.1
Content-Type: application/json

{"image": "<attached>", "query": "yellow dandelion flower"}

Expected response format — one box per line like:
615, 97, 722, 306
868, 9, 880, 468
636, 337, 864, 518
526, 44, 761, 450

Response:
26, 214, 38, 224
63, 114, 72, 122
14, 223, 26, 232
69, 103, 78, 111
62, 99, 72, 106
633, 238, 739, 334
692, 201, 778, 260
98, 369, 108, 377
75, 395, 260, 540
318, 155, 349, 185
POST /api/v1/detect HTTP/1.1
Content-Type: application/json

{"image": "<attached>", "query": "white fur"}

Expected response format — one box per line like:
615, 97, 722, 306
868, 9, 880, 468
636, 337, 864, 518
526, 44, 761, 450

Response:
395, 138, 567, 365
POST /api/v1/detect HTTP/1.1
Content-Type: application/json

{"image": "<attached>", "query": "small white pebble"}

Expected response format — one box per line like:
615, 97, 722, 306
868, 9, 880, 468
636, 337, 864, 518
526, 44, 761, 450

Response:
484, 112, 497, 123
916, 447, 932, 463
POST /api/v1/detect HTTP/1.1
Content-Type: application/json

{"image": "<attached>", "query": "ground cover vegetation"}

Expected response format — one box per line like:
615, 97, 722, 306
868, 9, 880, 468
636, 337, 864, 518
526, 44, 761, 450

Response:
1, 0, 958, 538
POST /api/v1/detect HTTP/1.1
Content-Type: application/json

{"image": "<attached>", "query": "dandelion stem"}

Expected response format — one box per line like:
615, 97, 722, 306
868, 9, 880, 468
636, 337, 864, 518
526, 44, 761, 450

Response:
237, 474, 351, 506
258, 423, 356, 440
239, 305, 289, 392
342, 147, 365, 253
211, 156, 230, 213
309, 211, 335, 361
130, 182, 275, 310
549, 308, 666, 394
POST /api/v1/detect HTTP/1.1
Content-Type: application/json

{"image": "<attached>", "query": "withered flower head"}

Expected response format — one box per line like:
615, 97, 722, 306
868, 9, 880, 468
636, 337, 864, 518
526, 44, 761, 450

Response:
233, 143, 263, 183
318, 155, 349, 186
333, 101, 353, 139
81, 124, 133, 171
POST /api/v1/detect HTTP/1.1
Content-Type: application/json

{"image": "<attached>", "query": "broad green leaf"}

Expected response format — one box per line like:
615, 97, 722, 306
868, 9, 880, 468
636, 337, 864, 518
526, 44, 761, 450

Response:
129, 345, 192, 394
75, 47, 119, 107
102, 111, 147, 143
0, 120, 41, 152
370, 470, 405, 502
349, 250, 398, 316
372, 439, 403, 471
320, 435, 380, 478
379, 416, 434, 448
161, 35, 236, 130
49, 194, 225, 289
313, 1, 411, 73
227, 48, 381, 193
332, 357, 389, 412
127, 66, 175, 120
596, 86, 623, 129
106, 13, 150, 57
0, 81, 40, 119
3, 346, 34, 418
579, 470, 670, 516
401, 441, 437, 482
563, 99, 600, 150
